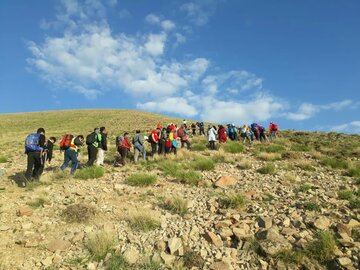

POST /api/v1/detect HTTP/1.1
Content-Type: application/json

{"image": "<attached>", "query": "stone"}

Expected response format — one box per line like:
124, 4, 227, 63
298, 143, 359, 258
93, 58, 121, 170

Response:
215, 220, 232, 229
232, 227, 250, 240
41, 256, 53, 267
336, 223, 351, 236
219, 228, 233, 239
160, 252, 176, 266
204, 231, 223, 247
167, 237, 183, 255
337, 257, 352, 267
16, 207, 33, 217
46, 239, 71, 252
87, 262, 97, 270
123, 246, 140, 265
215, 176, 237, 188
155, 240, 167, 251
314, 217, 331, 230
0, 225, 10, 231
257, 216, 272, 229
348, 219, 360, 229
209, 261, 231, 270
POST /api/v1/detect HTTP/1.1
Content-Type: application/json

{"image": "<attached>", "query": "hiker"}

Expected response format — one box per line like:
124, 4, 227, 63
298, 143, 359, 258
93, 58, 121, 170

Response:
132, 130, 146, 162
86, 128, 101, 166
251, 123, 260, 140
117, 132, 131, 165
269, 122, 279, 141
150, 128, 160, 155
45, 137, 56, 164
191, 123, 197, 135
178, 124, 190, 150
24, 128, 46, 183
218, 125, 227, 143
208, 125, 217, 150
96, 127, 108, 166
156, 122, 162, 130
198, 122, 205, 135
158, 127, 167, 155
182, 119, 187, 129
60, 135, 84, 175
165, 128, 178, 155
259, 125, 268, 142
228, 124, 237, 141
240, 125, 252, 144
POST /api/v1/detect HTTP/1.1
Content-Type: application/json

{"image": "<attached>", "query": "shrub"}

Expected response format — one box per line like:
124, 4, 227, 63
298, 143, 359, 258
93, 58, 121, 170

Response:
106, 254, 127, 270
306, 231, 336, 264
74, 166, 104, 180
138, 261, 162, 270
26, 197, 47, 209
86, 232, 115, 261
218, 193, 247, 210
212, 153, 234, 164
51, 171, 70, 181
296, 161, 315, 172
257, 152, 281, 161
222, 142, 245, 153
158, 161, 180, 177
348, 167, 360, 178
338, 190, 354, 200
274, 249, 305, 265
174, 170, 202, 186
161, 196, 188, 216
281, 151, 300, 160
349, 198, 360, 209
297, 185, 317, 193
126, 212, 160, 232
257, 164, 276, 175
291, 144, 311, 152
303, 202, 321, 211
0, 156, 8, 163
258, 144, 285, 153
192, 158, 215, 171
237, 160, 251, 170
263, 193, 275, 203
322, 158, 349, 170
125, 173, 157, 186
61, 204, 96, 223
352, 228, 360, 242
191, 144, 207, 151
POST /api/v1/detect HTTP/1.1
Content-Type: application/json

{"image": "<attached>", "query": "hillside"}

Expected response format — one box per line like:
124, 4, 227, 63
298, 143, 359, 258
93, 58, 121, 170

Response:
0, 109, 359, 270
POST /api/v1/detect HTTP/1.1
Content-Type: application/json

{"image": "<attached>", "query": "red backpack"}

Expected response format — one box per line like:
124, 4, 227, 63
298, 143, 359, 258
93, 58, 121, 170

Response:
177, 128, 185, 138
60, 134, 73, 150
272, 123, 278, 131
165, 139, 172, 148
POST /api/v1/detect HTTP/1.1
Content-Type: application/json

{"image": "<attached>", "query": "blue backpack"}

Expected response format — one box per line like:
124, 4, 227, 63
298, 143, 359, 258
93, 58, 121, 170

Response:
25, 133, 43, 152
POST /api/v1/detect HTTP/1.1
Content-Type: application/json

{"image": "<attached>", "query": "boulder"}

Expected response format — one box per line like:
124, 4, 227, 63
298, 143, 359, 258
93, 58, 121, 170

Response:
313, 216, 331, 230
215, 176, 237, 188
160, 252, 176, 266
337, 257, 352, 268
167, 237, 183, 256
123, 246, 140, 265
16, 207, 33, 217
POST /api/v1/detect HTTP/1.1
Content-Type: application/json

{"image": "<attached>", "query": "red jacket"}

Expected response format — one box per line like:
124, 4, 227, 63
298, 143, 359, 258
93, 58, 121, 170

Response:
151, 130, 159, 143
120, 138, 131, 149
218, 127, 227, 143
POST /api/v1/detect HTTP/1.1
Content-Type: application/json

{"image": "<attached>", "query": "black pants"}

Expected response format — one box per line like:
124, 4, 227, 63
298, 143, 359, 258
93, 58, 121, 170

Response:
158, 140, 165, 155
181, 140, 191, 150
199, 128, 205, 135
209, 141, 216, 150
151, 142, 158, 155
25, 152, 43, 181
192, 129, 196, 135
87, 145, 98, 166
117, 148, 129, 165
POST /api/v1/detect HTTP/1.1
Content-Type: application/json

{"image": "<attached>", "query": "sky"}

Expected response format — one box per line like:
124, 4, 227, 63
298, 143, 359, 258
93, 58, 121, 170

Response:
0, 0, 360, 133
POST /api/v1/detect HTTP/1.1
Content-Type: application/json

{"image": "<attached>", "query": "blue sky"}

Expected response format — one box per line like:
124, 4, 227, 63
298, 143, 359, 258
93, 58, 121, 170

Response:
1, 0, 359, 133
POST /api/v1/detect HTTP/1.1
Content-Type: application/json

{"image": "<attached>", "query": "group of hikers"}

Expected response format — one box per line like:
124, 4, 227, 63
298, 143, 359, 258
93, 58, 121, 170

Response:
23, 120, 278, 185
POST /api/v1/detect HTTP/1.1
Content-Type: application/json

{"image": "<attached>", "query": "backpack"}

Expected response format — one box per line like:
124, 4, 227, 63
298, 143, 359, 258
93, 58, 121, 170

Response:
25, 133, 42, 152
165, 139, 172, 148
272, 123, 278, 131
177, 128, 185, 138
59, 134, 73, 150
116, 136, 124, 148
251, 123, 257, 130
147, 133, 153, 143
86, 132, 97, 146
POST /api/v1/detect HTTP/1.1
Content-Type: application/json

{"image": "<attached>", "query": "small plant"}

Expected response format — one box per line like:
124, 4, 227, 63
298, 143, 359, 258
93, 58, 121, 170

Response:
158, 160, 180, 177
74, 166, 104, 180
349, 197, 360, 209
347, 167, 360, 178
237, 160, 251, 170
160, 196, 188, 216
274, 248, 305, 265
263, 193, 275, 203
303, 201, 321, 211
125, 173, 157, 186
174, 170, 202, 186
61, 204, 96, 223
297, 184, 317, 193
191, 144, 207, 151
281, 151, 300, 160
222, 142, 245, 153
322, 158, 349, 170
257, 164, 276, 175
281, 172, 297, 183
0, 156, 8, 163
296, 160, 315, 171
306, 231, 336, 264
183, 249, 205, 269
86, 232, 115, 261
352, 228, 360, 242
257, 152, 282, 161
126, 212, 161, 232
106, 254, 127, 270
218, 193, 247, 209
291, 144, 311, 152
51, 171, 70, 181
26, 197, 47, 209
192, 157, 215, 171
258, 144, 285, 153
138, 260, 162, 270
338, 190, 354, 200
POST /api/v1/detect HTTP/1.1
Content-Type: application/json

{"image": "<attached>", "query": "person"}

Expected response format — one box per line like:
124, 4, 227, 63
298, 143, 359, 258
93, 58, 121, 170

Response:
198, 122, 205, 136
118, 132, 131, 165
228, 124, 237, 141
218, 125, 227, 143
269, 122, 279, 141
86, 128, 101, 166
156, 122, 162, 130
191, 123, 197, 135
259, 125, 268, 142
150, 128, 160, 155
45, 137, 56, 164
158, 128, 167, 155
240, 125, 252, 144
24, 128, 46, 183
208, 125, 217, 150
251, 123, 260, 141
182, 119, 187, 129
60, 135, 84, 175
133, 130, 146, 162
96, 127, 108, 166
178, 124, 191, 149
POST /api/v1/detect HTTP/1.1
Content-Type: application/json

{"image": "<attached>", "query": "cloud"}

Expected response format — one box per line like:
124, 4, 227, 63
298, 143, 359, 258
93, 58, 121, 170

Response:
331, 121, 360, 134
161, 20, 175, 31
181, 0, 218, 26
145, 13, 160, 24
118, 9, 131, 19
144, 33, 167, 56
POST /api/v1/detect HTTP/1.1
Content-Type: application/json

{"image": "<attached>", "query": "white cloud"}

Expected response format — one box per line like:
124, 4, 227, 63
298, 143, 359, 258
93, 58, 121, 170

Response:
145, 14, 160, 24
331, 121, 360, 134
144, 33, 167, 56
181, 0, 218, 26
107, 0, 117, 7
174, 33, 186, 45
119, 9, 131, 19
161, 20, 175, 31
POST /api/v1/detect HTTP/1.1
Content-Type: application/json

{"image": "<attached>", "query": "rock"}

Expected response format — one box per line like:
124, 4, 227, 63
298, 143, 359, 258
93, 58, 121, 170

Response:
204, 231, 223, 247
0, 225, 10, 231
257, 216, 272, 229
87, 262, 97, 270
257, 227, 292, 256
46, 239, 71, 252
167, 237, 183, 255
232, 224, 251, 240
348, 219, 360, 229
337, 257, 352, 267
313, 216, 331, 230
155, 240, 167, 251
219, 228, 233, 239
160, 252, 176, 266
16, 207, 33, 217
215, 176, 237, 188
123, 246, 140, 265
215, 220, 232, 229
41, 256, 53, 267
209, 261, 231, 270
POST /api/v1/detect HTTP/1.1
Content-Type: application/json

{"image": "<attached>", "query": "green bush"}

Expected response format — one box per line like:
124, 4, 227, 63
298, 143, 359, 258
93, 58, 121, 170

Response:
191, 144, 207, 151
291, 144, 311, 152
192, 158, 215, 171
61, 204, 96, 223
274, 249, 305, 265
297, 184, 317, 193
258, 144, 285, 153
106, 254, 127, 270
26, 197, 47, 209
222, 142, 245, 153
322, 158, 349, 169
161, 196, 188, 216
125, 173, 157, 186
257, 164, 276, 175
126, 213, 160, 232
306, 231, 336, 264
349, 198, 360, 209
219, 193, 247, 209
174, 170, 202, 186
74, 166, 104, 180
0, 156, 8, 163
86, 232, 115, 261
338, 190, 354, 200
303, 202, 321, 211
158, 160, 180, 177
348, 167, 360, 178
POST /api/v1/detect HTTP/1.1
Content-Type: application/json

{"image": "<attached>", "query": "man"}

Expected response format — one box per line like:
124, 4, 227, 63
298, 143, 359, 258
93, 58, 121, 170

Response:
133, 130, 146, 162
191, 123, 197, 135
150, 128, 160, 155
178, 124, 191, 150
118, 132, 131, 165
24, 128, 46, 183
35, 136, 56, 176
60, 135, 84, 175
96, 127, 107, 166
86, 128, 101, 166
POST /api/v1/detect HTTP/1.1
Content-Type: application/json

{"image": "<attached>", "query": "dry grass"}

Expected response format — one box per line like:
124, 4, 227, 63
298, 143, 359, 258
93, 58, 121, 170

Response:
86, 231, 115, 261
61, 204, 96, 223
124, 211, 161, 232
257, 152, 282, 161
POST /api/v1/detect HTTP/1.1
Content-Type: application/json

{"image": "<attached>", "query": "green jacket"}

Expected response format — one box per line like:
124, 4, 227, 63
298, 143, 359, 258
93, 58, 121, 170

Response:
92, 133, 102, 148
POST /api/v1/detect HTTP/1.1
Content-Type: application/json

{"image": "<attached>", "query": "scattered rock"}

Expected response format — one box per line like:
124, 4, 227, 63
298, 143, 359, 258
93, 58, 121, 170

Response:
209, 261, 231, 270
160, 252, 176, 266
123, 246, 140, 265
337, 257, 352, 267
215, 176, 237, 188
204, 231, 223, 247
16, 207, 33, 217
257, 216, 273, 229
167, 237, 183, 256
313, 216, 331, 230
41, 256, 53, 267
46, 239, 71, 252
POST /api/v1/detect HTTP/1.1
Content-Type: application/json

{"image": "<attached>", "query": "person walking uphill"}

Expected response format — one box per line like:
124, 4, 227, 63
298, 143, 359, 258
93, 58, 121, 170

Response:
133, 130, 146, 162
178, 124, 191, 149
86, 128, 101, 166
60, 135, 84, 175
208, 125, 217, 150
117, 132, 131, 165
150, 128, 160, 155
24, 128, 46, 184
96, 127, 108, 166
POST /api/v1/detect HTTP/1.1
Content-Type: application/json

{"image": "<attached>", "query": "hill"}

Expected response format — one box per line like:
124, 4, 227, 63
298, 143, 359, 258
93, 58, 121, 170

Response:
0, 109, 359, 270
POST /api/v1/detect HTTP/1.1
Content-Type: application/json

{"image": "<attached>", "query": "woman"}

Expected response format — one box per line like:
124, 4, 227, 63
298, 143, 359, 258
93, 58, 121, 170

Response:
118, 132, 131, 165
207, 125, 217, 150
218, 125, 227, 143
